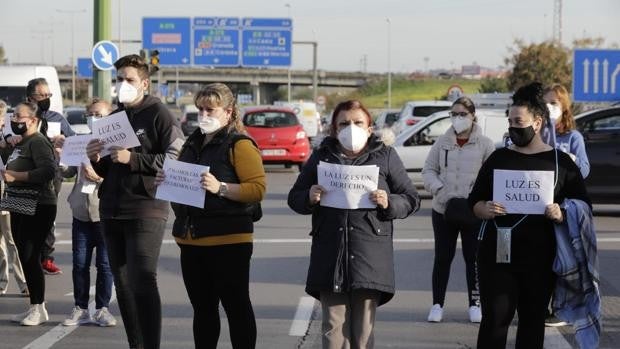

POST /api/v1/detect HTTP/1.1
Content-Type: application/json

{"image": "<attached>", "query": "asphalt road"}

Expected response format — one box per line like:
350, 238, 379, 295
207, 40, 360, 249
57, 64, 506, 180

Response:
0, 168, 619, 348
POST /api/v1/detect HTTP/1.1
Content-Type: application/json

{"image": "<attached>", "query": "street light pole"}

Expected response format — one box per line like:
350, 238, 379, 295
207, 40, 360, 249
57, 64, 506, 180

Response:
386, 18, 392, 109
285, 3, 292, 103
57, 8, 86, 105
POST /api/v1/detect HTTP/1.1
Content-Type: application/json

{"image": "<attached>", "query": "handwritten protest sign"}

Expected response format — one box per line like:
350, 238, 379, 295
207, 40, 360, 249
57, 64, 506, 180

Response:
46, 122, 61, 138
91, 111, 140, 157
155, 158, 209, 208
493, 169, 554, 214
4, 114, 13, 136
317, 161, 380, 209
59, 134, 92, 166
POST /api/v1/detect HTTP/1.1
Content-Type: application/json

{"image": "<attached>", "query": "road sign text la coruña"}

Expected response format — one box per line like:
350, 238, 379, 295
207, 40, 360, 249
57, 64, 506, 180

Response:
241, 18, 292, 67
142, 17, 191, 65
573, 49, 620, 102
193, 17, 240, 66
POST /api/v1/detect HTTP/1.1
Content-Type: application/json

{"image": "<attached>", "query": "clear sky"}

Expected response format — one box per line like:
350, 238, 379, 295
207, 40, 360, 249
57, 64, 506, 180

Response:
1, 0, 618, 73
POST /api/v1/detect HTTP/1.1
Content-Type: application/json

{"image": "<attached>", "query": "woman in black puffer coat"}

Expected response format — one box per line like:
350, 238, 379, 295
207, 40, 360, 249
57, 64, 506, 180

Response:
288, 100, 420, 349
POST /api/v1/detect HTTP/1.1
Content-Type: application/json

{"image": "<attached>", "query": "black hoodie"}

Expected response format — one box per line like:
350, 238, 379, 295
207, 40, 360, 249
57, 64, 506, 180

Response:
92, 95, 185, 220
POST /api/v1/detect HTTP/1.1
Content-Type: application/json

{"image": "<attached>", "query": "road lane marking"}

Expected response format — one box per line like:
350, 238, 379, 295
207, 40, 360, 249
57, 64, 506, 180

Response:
289, 296, 316, 336
22, 287, 117, 349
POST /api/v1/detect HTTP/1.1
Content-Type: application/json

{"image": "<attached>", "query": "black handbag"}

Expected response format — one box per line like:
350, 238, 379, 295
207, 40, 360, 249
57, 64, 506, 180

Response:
444, 197, 479, 227
0, 186, 39, 216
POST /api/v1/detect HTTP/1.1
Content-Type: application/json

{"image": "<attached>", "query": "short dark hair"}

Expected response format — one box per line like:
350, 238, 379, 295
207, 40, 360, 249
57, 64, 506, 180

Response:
511, 82, 549, 126
330, 100, 372, 137
114, 54, 149, 80
26, 78, 48, 97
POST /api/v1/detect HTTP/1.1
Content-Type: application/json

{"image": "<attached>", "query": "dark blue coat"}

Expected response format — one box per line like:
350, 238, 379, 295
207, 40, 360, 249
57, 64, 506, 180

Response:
288, 135, 420, 305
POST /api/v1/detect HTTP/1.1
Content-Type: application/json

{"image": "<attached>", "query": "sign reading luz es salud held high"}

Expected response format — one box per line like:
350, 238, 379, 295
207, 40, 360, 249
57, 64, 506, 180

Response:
142, 17, 191, 65
193, 17, 240, 66
573, 49, 620, 102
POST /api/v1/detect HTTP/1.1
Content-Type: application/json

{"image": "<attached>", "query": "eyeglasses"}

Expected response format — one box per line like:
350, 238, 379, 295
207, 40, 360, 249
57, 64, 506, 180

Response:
10, 114, 34, 121
449, 111, 470, 117
30, 93, 53, 99
85, 113, 103, 118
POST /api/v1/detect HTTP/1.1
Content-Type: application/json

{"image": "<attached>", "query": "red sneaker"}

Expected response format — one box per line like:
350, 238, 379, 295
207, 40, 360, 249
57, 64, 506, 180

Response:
41, 258, 62, 275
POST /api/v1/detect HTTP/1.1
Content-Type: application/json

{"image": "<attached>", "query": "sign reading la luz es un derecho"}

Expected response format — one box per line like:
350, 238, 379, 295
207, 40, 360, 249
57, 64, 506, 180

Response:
493, 169, 554, 215
317, 161, 380, 210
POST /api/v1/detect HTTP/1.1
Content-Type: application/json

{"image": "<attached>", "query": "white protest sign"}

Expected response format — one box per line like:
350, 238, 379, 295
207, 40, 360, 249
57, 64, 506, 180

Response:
155, 158, 209, 208
0, 154, 4, 170
46, 122, 61, 138
317, 161, 380, 209
59, 134, 92, 166
3, 114, 13, 136
493, 169, 554, 214
91, 110, 140, 157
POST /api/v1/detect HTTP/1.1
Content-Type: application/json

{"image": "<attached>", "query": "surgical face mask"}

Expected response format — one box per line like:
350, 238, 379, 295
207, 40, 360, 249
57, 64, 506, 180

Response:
547, 103, 562, 121
116, 81, 140, 104
508, 125, 536, 147
337, 124, 369, 152
36, 98, 51, 112
199, 116, 222, 134
451, 116, 473, 134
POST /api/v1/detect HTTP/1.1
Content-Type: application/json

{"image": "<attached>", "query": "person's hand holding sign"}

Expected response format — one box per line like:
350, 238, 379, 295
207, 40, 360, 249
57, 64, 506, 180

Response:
86, 139, 104, 163
201, 172, 221, 194
154, 169, 166, 186
110, 147, 131, 164
370, 189, 389, 209
309, 184, 326, 205
545, 203, 563, 223
474, 200, 507, 220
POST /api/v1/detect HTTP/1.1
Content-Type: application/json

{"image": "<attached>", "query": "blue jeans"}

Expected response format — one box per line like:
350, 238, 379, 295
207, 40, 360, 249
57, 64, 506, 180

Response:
72, 218, 113, 309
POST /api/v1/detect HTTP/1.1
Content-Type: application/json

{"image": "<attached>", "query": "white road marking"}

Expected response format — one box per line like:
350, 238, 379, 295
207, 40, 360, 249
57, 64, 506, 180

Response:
544, 327, 573, 348
289, 296, 316, 336
22, 287, 117, 349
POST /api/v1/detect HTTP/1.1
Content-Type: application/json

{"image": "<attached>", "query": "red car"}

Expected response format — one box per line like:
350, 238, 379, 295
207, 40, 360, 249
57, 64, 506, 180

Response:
243, 106, 311, 170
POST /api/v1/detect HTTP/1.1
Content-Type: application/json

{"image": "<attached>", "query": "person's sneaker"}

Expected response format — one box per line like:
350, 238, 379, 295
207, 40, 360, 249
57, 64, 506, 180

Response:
62, 306, 92, 326
21, 303, 49, 326
41, 258, 62, 275
93, 307, 117, 327
427, 304, 443, 322
545, 313, 568, 327
11, 308, 31, 323
469, 305, 482, 323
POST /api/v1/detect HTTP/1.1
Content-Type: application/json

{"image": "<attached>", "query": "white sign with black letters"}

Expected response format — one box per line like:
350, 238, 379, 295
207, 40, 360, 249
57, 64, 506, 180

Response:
59, 134, 92, 166
91, 111, 140, 157
493, 169, 554, 214
317, 161, 380, 209
155, 158, 209, 208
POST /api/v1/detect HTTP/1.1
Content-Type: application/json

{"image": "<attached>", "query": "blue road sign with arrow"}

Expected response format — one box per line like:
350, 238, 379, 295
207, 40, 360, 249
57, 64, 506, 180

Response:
573, 49, 620, 102
193, 17, 240, 66
143, 17, 191, 66
241, 18, 292, 67
91, 41, 119, 71
77, 57, 93, 79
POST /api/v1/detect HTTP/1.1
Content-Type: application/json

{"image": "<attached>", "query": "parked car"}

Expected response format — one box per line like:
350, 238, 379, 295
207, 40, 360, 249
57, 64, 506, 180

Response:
64, 106, 90, 135
391, 100, 453, 135
575, 106, 620, 204
393, 109, 507, 187
242, 106, 311, 170
180, 104, 199, 136
374, 109, 401, 129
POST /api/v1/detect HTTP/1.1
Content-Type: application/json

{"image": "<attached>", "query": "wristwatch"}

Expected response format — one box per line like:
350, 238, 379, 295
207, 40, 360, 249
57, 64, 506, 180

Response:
218, 182, 228, 197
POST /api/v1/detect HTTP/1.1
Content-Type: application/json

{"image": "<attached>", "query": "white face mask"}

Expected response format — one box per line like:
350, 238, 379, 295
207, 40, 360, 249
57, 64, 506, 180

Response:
451, 116, 473, 134
199, 116, 222, 134
547, 103, 562, 121
116, 81, 140, 104
86, 116, 95, 132
337, 124, 369, 152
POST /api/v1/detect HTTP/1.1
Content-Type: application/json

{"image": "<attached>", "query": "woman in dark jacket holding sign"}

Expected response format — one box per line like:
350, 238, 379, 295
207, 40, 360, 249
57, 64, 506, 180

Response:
288, 100, 419, 349
468, 83, 590, 349
156, 83, 266, 349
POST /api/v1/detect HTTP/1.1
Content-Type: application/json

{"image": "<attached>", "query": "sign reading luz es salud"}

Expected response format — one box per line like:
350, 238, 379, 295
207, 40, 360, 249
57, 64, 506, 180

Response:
317, 162, 380, 210
492, 169, 554, 215
155, 158, 209, 208
91, 111, 141, 157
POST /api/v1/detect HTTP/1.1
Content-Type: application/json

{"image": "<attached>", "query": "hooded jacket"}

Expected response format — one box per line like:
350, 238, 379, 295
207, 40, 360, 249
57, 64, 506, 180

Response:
92, 95, 185, 220
288, 134, 420, 305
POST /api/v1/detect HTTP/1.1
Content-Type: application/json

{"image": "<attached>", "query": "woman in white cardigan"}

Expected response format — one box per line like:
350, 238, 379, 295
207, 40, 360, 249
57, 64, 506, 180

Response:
422, 96, 496, 323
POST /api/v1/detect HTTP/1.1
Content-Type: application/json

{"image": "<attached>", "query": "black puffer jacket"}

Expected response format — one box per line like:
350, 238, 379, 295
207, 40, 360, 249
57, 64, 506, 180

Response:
288, 135, 420, 305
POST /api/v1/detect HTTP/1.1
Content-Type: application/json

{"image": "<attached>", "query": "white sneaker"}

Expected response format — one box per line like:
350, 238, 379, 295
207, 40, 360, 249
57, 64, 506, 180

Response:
469, 305, 482, 323
21, 303, 49, 326
93, 307, 117, 327
62, 306, 92, 326
11, 309, 30, 323
427, 304, 443, 322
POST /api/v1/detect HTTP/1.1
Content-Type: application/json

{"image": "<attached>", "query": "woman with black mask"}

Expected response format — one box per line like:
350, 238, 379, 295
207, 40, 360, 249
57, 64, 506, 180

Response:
468, 82, 591, 348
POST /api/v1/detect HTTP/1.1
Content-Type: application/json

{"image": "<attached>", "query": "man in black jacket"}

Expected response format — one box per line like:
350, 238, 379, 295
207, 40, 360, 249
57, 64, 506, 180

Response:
86, 54, 184, 349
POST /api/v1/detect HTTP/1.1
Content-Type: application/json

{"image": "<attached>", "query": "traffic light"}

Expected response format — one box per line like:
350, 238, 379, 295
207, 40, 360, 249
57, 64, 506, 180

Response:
149, 50, 160, 75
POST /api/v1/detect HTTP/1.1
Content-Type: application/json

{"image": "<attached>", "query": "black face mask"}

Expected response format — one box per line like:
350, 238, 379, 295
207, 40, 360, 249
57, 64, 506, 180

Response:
11, 121, 28, 135
508, 126, 536, 147
37, 98, 50, 112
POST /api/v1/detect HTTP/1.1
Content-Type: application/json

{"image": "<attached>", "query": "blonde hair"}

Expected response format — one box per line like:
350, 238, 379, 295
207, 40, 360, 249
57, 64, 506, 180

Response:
0, 99, 7, 117
194, 83, 245, 134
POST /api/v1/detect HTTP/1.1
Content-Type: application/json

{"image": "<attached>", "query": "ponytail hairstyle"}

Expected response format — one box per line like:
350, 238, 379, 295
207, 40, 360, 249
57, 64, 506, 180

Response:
194, 83, 245, 134
511, 82, 549, 128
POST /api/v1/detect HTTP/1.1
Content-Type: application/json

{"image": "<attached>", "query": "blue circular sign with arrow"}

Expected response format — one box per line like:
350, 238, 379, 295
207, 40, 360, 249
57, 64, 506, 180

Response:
91, 40, 119, 71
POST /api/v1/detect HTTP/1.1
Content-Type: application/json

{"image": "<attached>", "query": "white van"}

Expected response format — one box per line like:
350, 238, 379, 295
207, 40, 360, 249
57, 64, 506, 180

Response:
0, 66, 63, 113
283, 102, 320, 139
393, 109, 507, 186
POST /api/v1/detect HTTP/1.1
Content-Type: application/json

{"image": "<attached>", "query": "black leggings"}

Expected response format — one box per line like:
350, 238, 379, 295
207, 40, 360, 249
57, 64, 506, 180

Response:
180, 243, 256, 349
11, 204, 56, 304
477, 262, 555, 349
102, 218, 166, 349
431, 210, 479, 306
